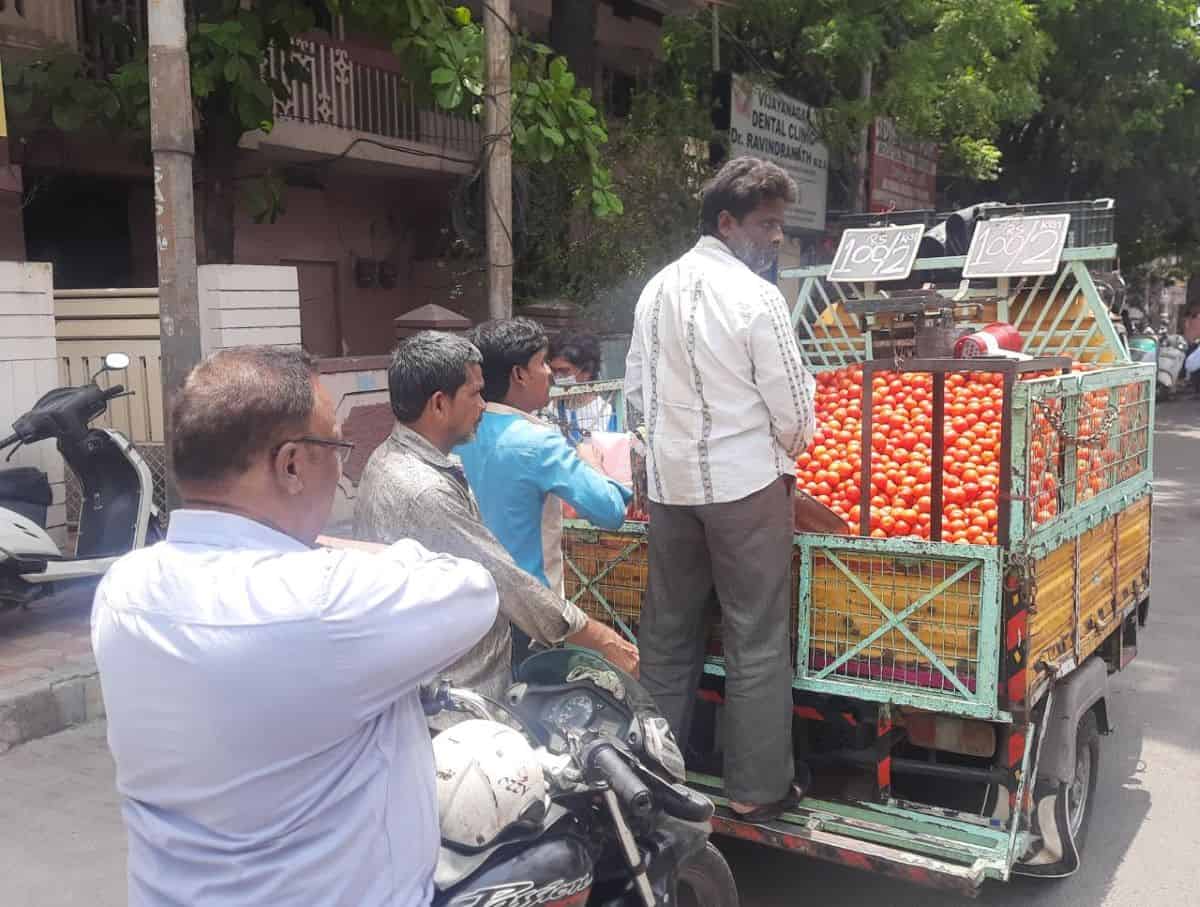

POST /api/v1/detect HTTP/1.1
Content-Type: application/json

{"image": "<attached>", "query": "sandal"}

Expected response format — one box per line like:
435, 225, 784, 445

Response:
729, 764, 812, 822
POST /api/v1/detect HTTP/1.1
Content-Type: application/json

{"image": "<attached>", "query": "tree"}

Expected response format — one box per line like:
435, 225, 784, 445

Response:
980, 0, 1200, 269
516, 91, 708, 313
661, 0, 1053, 190
3, 0, 616, 264
511, 0, 1053, 314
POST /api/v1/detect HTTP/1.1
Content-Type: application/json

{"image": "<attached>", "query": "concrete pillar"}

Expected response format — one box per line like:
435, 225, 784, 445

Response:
0, 262, 66, 546
197, 264, 301, 356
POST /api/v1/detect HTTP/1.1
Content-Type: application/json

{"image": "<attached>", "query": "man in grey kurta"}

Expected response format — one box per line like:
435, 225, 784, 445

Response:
355, 331, 638, 705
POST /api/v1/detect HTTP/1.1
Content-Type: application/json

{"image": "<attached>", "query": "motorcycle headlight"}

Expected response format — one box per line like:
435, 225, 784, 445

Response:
639, 714, 686, 782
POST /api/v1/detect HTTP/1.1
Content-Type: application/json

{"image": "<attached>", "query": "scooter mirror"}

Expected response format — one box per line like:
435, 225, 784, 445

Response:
102, 353, 130, 372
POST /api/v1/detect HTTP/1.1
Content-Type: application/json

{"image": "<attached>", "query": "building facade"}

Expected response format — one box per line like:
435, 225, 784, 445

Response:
0, 0, 691, 363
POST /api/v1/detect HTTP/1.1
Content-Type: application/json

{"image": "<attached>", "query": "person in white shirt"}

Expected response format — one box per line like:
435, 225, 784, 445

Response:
625, 156, 817, 821
92, 346, 498, 907
1183, 307, 1200, 386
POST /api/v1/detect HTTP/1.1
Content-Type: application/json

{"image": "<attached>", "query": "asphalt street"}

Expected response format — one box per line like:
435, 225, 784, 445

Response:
0, 402, 1196, 906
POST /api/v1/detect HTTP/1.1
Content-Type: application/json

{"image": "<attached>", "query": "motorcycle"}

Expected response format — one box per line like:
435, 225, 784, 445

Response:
425, 648, 739, 907
0, 353, 159, 612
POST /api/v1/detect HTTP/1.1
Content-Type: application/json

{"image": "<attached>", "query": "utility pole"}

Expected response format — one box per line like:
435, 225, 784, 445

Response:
711, 2, 720, 71
484, 0, 514, 319
148, 0, 201, 509
854, 63, 874, 212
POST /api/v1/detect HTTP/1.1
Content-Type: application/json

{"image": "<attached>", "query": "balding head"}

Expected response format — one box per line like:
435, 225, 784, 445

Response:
172, 347, 318, 485
170, 347, 343, 543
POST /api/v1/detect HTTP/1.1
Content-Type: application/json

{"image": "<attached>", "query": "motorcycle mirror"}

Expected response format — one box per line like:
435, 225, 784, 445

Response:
91, 352, 130, 383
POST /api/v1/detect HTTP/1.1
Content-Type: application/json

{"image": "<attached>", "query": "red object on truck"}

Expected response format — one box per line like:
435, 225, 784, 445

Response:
954, 323, 1025, 358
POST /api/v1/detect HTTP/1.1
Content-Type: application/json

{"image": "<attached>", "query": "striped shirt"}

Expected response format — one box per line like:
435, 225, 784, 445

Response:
625, 236, 816, 505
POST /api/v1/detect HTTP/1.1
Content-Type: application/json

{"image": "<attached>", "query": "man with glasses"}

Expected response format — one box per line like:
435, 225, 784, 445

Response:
92, 346, 498, 907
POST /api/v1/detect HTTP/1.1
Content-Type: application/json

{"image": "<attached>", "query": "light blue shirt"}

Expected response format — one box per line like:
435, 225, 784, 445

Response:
92, 510, 498, 907
456, 405, 631, 588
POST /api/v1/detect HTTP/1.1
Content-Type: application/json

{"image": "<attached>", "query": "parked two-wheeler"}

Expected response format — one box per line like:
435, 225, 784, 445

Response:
426, 648, 739, 907
0, 353, 159, 612
1154, 332, 1189, 400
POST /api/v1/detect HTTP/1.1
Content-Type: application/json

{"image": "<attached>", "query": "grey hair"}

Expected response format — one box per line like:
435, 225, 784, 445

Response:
171, 346, 318, 484
389, 331, 483, 423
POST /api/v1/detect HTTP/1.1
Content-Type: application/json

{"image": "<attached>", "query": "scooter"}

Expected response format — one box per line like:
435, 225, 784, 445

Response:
426, 648, 739, 907
1152, 331, 1188, 400
0, 353, 159, 613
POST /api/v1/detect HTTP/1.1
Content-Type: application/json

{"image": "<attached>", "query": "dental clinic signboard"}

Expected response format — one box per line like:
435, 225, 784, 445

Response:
728, 74, 829, 232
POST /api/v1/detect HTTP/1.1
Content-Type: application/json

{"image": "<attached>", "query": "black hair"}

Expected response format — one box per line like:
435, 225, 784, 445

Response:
171, 346, 317, 484
549, 331, 603, 380
470, 318, 548, 403
700, 155, 798, 236
388, 331, 482, 423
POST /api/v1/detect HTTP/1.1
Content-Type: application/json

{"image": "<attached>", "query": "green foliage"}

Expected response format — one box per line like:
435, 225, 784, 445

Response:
662, 0, 1049, 182
3, 38, 149, 134
5, 0, 615, 220
516, 91, 709, 312
349, 0, 619, 215
986, 0, 1200, 267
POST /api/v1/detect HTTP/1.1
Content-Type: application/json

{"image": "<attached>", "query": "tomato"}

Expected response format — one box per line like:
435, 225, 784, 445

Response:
793, 363, 1096, 543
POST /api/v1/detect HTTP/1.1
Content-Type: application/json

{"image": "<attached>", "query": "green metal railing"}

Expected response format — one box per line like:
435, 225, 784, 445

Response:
793, 533, 1006, 720
1008, 363, 1155, 558
784, 246, 1127, 371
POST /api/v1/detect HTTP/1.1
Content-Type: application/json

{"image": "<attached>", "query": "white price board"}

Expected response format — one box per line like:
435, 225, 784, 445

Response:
828, 224, 925, 282
963, 214, 1071, 278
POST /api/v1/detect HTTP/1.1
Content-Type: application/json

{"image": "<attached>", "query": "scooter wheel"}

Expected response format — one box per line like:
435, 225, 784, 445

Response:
674, 843, 739, 907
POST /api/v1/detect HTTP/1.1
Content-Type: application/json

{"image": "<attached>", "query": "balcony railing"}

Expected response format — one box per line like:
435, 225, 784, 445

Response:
0, 0, 79, 50
264, 34, 481, 154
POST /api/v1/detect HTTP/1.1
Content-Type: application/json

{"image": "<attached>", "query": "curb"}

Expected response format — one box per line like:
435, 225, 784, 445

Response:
0, 655, 104, 753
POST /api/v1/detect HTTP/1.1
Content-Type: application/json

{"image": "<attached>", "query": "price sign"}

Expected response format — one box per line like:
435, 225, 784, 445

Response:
963, 214, 1070, 279
828, 224, 925, 282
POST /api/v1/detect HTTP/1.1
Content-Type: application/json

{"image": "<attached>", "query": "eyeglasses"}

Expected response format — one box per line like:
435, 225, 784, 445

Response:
274, 436, 356, 466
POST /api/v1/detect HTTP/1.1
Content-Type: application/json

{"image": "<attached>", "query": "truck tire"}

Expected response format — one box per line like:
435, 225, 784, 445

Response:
1017, 708, 1101, 878
674, 843, 739, 907
1066, 710, 1100, 853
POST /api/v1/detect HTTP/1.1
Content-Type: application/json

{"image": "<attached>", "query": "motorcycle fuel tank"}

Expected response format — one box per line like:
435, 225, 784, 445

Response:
436, 832, 595, 907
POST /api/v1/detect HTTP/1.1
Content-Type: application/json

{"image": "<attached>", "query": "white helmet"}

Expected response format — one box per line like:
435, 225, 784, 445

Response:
433, 719, 548, 850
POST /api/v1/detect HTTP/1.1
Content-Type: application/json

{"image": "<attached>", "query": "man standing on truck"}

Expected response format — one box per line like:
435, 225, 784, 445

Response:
625, 156, 817, 820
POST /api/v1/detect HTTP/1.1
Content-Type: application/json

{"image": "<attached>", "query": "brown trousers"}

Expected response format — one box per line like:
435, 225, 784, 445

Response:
639, 477, 795, 804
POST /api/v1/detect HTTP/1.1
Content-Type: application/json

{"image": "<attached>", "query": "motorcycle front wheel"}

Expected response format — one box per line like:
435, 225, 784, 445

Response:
673, 843, 739, 907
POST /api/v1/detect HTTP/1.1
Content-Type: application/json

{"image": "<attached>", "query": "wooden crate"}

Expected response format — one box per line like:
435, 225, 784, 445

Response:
1028, 493, 1151, 676
562, 527, 802, 663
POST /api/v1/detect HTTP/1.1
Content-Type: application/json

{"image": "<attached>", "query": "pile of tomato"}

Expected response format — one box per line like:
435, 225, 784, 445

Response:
795, 365, 1006, 544
621, 361, 1149, 540
1027, 380, 1149, 525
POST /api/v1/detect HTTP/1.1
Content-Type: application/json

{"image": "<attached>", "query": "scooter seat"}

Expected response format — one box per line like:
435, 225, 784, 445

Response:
0, 466, 52, 528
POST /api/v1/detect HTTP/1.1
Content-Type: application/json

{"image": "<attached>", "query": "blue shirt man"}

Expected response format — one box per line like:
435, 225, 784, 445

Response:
455, 320, 630, 661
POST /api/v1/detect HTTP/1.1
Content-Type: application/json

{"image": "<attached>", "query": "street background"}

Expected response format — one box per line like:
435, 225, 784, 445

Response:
0, 402, 1197, 907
